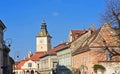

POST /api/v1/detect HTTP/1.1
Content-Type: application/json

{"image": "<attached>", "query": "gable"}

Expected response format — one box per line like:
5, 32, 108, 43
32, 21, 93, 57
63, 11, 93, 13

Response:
21, 60, 36, 69
68, 30, 87, 42
70, 30, 91, 51
89, 23, 118, 47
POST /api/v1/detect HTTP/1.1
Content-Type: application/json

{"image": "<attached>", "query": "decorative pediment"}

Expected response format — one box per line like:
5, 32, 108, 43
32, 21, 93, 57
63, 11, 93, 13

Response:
21, 60, 36, 69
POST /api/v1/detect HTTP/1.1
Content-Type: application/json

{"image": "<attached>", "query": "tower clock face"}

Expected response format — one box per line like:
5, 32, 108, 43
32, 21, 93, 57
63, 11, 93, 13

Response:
40, 40, 43, 43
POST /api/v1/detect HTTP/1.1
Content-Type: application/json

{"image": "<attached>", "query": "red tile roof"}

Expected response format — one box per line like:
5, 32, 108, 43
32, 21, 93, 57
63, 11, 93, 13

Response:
71, 30, 87, 40
72, 25, 119, 56
72, 29, 105, 56
40, 42, 69, 58
52, 42, 69, 52
30, 52, 45, 61
15, 52, 45, 70
15, 58, 29, 70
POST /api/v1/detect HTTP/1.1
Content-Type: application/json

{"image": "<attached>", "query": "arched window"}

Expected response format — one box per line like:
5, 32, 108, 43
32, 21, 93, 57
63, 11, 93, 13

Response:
28, 63, 32, 67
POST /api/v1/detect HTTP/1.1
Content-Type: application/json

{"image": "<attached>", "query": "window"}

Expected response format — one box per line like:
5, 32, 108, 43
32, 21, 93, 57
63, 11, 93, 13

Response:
28, 63, 32, 67
66, 54, 70, 65
88, 53, 91, 62
106, 52, 110, 61
53, 62, 57, 69
40, 40, 43, 43
37, 64, 39, 68
82, 55, 86, 63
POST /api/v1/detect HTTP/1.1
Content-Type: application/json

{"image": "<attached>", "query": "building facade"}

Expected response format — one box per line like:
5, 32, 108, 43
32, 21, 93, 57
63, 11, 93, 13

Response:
14, 20, 52, 74
97, 61, 120, 74
39, 53, 57, 74
36, 20, 52, 52
39, 42, 68, 74
56, 43, 72, 74
9, 57, 14, 74
13, 20, 120, 74
72, 23, 120, 74
0, 20, 6, 74
0, 20, 13, 74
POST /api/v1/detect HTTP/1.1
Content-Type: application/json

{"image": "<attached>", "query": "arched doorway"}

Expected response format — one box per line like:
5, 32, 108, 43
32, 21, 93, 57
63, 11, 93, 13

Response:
31, 70, 34, 74
26, 70, 29, 74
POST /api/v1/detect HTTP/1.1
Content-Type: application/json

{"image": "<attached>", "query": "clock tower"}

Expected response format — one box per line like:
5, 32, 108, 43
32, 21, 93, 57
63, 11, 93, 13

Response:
36, 20, 52, 52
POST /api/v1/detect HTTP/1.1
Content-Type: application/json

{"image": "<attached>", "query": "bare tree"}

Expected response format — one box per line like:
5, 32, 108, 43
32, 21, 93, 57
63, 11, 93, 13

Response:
100, 0, 120, 60
101, 0, 120, 29
103, 39, 120, 60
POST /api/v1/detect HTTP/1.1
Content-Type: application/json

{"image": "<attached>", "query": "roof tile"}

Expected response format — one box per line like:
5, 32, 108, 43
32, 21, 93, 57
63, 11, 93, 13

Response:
71, 30, 87, 40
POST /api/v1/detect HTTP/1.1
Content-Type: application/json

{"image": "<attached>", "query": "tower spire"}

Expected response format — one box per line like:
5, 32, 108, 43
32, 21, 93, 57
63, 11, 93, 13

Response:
37, 19, 51, 37
41, 19, 46, 29
36, 19, 52, 52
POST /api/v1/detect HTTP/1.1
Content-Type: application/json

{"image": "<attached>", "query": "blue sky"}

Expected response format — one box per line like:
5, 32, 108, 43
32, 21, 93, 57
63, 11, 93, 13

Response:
0, 0, 105, 60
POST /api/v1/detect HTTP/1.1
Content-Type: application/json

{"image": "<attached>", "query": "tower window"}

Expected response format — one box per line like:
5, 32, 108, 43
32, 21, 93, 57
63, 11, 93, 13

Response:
48, 40, 51, 43
40, 40, 43, 43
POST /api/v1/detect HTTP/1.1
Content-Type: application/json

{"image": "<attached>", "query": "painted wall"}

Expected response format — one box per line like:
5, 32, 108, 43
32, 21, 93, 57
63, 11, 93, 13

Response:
36, 36, 51, 52
39, 55, 57, 74
57, 47, 72, 74
98, 62, 120, 74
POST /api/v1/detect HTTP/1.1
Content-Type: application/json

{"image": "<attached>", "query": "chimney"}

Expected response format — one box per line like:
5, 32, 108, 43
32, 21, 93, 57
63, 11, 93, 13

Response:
89, 24, 95, 33
28, 51, 33, 58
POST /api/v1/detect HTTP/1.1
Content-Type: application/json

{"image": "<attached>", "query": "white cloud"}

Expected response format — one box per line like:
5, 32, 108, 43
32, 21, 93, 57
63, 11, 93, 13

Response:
52, 12, 60, 16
